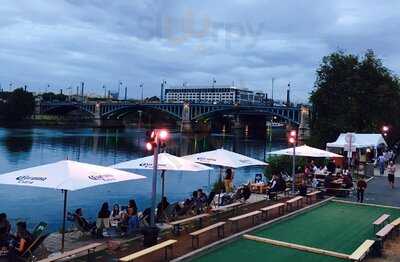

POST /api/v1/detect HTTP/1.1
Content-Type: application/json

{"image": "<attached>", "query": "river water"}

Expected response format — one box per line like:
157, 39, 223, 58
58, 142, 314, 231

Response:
0, 127, 286, 232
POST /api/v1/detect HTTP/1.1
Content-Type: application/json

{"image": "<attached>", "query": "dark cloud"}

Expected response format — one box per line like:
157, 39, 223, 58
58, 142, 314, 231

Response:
0, 0, 399, 102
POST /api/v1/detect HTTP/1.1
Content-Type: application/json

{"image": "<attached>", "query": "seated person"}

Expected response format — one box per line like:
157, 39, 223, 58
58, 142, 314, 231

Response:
156, 197, 170, 222
127, 200, 139, 234
74, 208, 95, 232
276, 175, 286, 191
324, 173, 333, 188
311, 176, 319, 188
96, 202, 111, 237
0, 223, 17, 262
299, 180, 307, 196
197, 189, 208, 205
15, 222, 33, 255
268, 175, 278, 200
110, 204, 123, 227
0, 214, 10, 234
343, 175, 353, 189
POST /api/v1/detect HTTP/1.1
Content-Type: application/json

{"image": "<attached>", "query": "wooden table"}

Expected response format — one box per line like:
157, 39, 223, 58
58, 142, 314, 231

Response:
250, 183, 269, 194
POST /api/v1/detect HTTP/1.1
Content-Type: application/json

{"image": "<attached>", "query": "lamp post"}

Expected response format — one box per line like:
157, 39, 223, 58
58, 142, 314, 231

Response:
382, 125, 389, 137
146, 129, 169, 227
288, 129, 297, 194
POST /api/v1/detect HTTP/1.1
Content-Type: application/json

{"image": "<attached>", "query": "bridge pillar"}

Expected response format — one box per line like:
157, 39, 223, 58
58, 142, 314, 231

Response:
232, 115, 242, 130
180, 103, 192, 133
93, 102, 103, 127
298, 106, 310, 141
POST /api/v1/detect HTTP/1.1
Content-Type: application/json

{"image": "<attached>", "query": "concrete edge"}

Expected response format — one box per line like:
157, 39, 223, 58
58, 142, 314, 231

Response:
332, 199, 400, 210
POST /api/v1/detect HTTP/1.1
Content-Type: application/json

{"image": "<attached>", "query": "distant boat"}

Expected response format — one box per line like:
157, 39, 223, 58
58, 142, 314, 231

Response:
266, 121, 285, 129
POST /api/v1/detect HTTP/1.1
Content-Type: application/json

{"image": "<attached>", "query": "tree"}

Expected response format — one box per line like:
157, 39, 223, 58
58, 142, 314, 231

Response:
1, 88, 35, 121
310, 50, 400, 146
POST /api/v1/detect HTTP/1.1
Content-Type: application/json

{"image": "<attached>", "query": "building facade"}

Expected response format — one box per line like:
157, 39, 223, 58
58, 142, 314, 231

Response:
164, 85, 266, 104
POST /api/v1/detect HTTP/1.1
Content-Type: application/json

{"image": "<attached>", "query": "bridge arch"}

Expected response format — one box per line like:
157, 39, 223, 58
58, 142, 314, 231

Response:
40, 104, 96, 117
192, 107, 300, 125
101, 104, 182, 120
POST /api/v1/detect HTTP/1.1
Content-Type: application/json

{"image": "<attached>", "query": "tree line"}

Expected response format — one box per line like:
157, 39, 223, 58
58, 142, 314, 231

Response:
310, 50, 400, 146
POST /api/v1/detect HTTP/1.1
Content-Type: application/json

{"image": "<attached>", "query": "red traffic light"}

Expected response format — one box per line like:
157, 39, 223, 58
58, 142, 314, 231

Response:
289, 137, 296, 144
289, 130, 297, 137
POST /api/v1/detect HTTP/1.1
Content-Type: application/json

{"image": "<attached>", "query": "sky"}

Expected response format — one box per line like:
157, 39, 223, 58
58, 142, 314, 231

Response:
1, 0, 400, 103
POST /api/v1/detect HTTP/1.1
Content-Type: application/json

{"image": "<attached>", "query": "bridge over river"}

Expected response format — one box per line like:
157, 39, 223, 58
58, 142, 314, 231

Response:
37, 101, 310, 138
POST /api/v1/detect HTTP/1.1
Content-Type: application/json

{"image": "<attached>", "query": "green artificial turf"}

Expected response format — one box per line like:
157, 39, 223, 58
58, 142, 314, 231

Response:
191, 201, 400, 262
193, 239, 346, 262
254, 201, 400, 254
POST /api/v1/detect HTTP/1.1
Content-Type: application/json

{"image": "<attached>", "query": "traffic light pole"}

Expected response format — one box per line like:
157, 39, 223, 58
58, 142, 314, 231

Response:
150, 135, 159, 227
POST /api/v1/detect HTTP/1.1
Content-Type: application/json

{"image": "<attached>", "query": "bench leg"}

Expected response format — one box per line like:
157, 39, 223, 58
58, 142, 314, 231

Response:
191, 236, 195, 249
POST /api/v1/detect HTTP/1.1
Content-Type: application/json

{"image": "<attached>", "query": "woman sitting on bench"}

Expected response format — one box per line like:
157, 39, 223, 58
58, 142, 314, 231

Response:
15, 221, 33, 255
74, 208, 96, 232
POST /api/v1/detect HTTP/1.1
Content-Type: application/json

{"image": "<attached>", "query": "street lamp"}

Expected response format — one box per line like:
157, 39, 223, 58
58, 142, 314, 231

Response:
288, 129, 297, 194
146, 129, 169, 227
382, 125, 389, 137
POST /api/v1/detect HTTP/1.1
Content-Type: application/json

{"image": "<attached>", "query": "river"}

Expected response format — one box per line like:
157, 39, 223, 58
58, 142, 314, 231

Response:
0, 127, 286, 232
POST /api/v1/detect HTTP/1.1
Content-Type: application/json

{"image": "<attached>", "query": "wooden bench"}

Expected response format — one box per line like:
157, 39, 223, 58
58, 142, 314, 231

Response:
229, 210, 261, 233
119, 239, 177, 261
170, 213, 209, 235
373, 214, 390, 233
189, 222, 226, 248
306, 190, 321, 204
38, 243, 103, 262
390, 217, 400, 236
260, 203, 285, 220
376, 224, 394, 243
286, 196, 304, 212
349, 239, 375, 261
212, 202, 242, 216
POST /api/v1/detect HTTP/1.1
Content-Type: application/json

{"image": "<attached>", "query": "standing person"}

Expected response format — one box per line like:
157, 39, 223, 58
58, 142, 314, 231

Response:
356, 177, 367, 203
224, 168, 234, 193
378, 154, 385, 176
387, 161, 396, 189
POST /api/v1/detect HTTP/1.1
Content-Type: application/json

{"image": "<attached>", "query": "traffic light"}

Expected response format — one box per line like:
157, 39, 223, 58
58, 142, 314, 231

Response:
288, 129, 297, 144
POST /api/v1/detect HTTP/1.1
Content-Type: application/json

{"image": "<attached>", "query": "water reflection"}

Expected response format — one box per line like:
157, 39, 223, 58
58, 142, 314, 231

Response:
0, 127, 286, 231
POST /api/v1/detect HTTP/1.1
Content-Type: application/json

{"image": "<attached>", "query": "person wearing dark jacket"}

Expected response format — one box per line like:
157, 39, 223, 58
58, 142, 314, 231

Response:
357, 177, 367, 203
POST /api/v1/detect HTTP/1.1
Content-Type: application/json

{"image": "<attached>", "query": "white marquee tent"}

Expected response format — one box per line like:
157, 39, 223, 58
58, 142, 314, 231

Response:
326, 133, 387, 149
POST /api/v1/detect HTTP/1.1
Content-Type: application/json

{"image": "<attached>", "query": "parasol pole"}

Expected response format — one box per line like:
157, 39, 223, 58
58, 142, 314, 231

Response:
61, 189, 68, 253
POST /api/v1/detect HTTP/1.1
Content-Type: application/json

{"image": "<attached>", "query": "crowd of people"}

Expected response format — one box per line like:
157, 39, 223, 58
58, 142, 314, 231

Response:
0, 213, 33, 261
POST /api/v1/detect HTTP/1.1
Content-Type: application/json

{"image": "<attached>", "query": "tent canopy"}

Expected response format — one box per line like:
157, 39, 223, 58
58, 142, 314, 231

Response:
111, 152, 212, 171
326, 133, 387, 149
182, 148, 268, 168
0, 160, 146, 191
268, 145, 343, 158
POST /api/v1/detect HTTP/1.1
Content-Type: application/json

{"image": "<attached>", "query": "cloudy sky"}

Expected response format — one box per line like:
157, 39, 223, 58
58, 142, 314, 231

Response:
1, 0, 399, 102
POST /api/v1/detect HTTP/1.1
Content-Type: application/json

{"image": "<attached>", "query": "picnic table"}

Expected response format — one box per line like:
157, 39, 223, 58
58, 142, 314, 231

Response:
170, 213, 210, 235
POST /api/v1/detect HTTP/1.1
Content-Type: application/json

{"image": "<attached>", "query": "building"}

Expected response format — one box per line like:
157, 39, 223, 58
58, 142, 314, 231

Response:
164, 85, 266, 104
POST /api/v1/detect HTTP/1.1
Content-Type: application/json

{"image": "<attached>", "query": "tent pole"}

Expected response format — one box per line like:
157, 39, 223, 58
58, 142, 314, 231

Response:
61, 190, 68, 253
